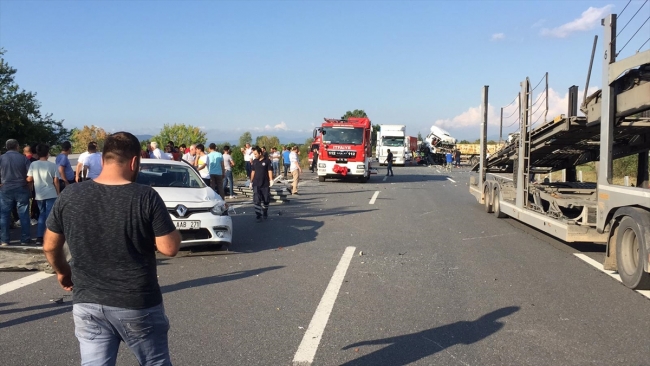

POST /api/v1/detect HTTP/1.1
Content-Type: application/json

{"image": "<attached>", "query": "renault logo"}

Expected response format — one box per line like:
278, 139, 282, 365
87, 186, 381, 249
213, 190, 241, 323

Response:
175, 205, 188, 217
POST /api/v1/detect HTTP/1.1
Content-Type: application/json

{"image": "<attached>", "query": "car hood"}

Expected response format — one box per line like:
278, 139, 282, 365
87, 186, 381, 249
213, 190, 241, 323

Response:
153, 187, 223, 207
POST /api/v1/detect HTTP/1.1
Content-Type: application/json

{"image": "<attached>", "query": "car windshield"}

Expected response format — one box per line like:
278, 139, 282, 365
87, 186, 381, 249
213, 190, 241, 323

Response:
137, 163, 206, 188
322, 127, 364, 145
382, 137, 405, 147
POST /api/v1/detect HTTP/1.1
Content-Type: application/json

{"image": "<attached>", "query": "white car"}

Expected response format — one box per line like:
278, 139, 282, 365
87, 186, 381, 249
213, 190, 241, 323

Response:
137, 160, 233, 249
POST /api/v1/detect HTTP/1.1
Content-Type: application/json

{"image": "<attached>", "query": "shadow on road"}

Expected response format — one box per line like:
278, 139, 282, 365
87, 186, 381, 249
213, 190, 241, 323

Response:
0, 303, 72, 329
161, 266, 284, 294
340, 306, 520, 366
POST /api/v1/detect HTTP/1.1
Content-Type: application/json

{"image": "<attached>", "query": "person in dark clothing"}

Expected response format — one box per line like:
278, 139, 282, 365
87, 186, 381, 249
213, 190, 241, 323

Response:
455, 149, 461, 168
249, 146, 274, 222
310, 147, 319, 173
385, 149, 394, 176
43, 132, 181, 365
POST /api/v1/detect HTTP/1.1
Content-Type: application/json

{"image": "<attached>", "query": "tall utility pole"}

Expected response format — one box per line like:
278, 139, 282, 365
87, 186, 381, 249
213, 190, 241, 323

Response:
479, 85, 489, 197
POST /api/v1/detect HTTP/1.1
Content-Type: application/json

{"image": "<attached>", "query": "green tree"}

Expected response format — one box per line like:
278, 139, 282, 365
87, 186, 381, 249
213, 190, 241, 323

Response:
299, 138, 314, 167
239, 131, 253, 147
71, 125, 108, 153
459, 139, 471, 144
255, 135, 281, 150
341, 109, 368, 119
151, 123, 206, 148
230, 146, 246, 178
0, 49, 69, 151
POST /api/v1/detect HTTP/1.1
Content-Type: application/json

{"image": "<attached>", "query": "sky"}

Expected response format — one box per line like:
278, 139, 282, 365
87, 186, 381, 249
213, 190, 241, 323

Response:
1, 0, 649, 144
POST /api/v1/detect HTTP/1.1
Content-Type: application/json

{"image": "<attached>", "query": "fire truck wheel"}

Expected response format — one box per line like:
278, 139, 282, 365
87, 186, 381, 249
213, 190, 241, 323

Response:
616, 216, 650, 290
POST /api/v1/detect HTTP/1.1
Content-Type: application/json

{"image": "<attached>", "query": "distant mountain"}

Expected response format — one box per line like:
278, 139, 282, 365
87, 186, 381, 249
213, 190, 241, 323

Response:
135, 134, 153, 141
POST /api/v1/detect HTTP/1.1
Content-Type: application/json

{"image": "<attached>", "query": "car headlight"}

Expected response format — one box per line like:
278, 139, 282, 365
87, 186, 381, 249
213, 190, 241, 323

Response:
357, 165, 365, 169
318, 163, 326, 168
211, 201, 228, 216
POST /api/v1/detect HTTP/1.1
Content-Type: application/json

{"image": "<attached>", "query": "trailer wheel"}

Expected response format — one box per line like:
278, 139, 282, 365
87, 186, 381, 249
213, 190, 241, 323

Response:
493, 187, 507, 218
318, 176, 326, 182
616, 216, 650, 289
484, 186, 493, 213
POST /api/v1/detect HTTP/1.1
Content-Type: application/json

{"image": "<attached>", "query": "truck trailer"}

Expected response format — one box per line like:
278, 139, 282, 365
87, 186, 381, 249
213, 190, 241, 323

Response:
469, 14, 650, 289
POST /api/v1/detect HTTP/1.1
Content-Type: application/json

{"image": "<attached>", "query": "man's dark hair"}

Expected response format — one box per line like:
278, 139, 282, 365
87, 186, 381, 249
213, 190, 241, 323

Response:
88, 142, 97, 152
168, 141, 174, 147
102, 132, 141, 165
36, 144, 50, 157
252, 146, 262, 154
179, 144, 186, 149
209, 143, 217, 150
223, 145, 230, 152
61, 141, 71, 152
196, 144, 205, 152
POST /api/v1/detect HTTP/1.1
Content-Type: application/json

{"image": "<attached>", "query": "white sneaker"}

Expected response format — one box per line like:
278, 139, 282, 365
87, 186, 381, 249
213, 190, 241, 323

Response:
14, 220, 21, 228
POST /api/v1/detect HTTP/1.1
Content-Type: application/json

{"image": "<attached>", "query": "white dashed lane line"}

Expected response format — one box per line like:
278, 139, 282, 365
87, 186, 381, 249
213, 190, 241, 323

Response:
574, 253, 650, 299
369, 191, 380, 205
0, 272, 54, 296
293, 246, 356, 366
447, 177, 457, 183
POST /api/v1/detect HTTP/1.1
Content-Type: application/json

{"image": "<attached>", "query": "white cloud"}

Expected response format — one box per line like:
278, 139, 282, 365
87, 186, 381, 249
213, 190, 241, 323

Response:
541, 5, 613, 38
531, 19, 546, 29
273, 121, 289, 130
434, 86, 600, 133
491, 33, 505, 41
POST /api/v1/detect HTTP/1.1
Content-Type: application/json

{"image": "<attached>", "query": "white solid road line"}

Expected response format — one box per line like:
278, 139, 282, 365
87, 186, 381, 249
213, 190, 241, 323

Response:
369, 191, 380, 205
447, 177, 457, 183
293, 246, 357, 366
573, 253, 650, 299
0, 272, 54, 296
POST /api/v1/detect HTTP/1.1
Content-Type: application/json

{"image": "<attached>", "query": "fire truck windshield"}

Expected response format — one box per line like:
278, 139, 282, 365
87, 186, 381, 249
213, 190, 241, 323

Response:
381, 137, 405, 147
322, 127, 364, 145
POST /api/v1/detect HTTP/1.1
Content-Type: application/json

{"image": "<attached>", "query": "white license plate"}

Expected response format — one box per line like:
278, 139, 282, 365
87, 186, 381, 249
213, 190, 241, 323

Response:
174, 220, 201, 230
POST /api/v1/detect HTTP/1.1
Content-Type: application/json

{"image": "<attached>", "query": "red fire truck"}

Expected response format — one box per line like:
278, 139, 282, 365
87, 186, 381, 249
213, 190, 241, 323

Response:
313, 117, 373, 183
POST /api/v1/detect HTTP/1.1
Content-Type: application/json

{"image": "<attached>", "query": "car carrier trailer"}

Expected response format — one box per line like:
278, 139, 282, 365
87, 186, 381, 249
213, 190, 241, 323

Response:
469, 13, 650, 289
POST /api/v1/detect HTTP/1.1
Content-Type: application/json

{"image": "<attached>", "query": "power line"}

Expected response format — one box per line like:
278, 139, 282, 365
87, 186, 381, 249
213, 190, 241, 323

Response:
505, 117, 520, 128
531, 112, 545, 127
531, 96, 547, 116
530, 92, 547, 108
618, 0, 633, 19
616, 0, 647, 37
530, 74, 546, 92
501, 94, 519, 109
638, 36, 650, 52
617, 14, 650, 56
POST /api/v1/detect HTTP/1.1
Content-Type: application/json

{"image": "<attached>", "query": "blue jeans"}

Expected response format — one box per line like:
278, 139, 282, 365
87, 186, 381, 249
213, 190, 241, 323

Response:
283, 164, 290, 178
36, 198, 57, 238
223, 170, 234, 196
245, 161, 252, 178
272, 161, 279, 177
0, 187, 31, 244
72, 302, 172, 366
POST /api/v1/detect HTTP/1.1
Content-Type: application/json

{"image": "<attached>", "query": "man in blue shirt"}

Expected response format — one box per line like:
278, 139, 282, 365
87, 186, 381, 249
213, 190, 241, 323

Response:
445, 151, 453, 172
207, 143, 225, 199
282, 146, 291, 179
55, 141, 76, 190
0, 139, 32, 246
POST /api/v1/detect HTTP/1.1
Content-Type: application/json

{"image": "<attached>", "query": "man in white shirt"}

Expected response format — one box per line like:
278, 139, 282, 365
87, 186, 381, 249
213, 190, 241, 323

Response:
83, 144, 103, 180
26, 144, 60, 244
195, 144, 210, 186
270, 147, 281, 178
289, 146, 301, 195
76, 142, 96, 182
149, 142, 163, 159
243, 143, 253, 179
182, 144, 196, 165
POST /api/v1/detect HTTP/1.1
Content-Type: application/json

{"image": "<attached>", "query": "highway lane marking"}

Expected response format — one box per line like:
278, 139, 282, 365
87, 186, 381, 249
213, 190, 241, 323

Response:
0, 272, 54, 296
292, 246, 356, 366
382, 176, 387, 182
573, 253, 650, 299
447, 177, 457, 183
369, 191, 380, 205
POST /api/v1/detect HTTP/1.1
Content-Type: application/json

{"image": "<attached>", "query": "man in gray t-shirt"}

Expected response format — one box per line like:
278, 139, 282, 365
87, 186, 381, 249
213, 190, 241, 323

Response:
222, 145, 236, 199
44, 132, 181, 365
0, 139, 32, 245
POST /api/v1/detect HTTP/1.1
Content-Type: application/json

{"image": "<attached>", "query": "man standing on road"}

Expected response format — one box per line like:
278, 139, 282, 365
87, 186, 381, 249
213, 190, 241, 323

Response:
289, 146, 301, 195
195, 144, 211, 186
282, 146, 291, 179
310, 146, 319, 173
207, 143, 225, 199
27, 144, 60, 245
0, 139, 32, 246
454, 148, 461, 168
445, 150, 453, 172
149, 142, 164, 159
43, 132, 181, 366
249, 146, 273, 222
385, 149, 394, 177
55, 141, 75, 191
222, 146, 236, 199
270, 147, 280, 178
243, 143, 253, 180
182, 144, 196, 165
76, 141, 96, 183
83, 143, 103, 180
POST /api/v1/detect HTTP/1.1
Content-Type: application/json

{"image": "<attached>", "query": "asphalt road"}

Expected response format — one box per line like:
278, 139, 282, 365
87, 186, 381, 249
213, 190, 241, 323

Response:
2, 164, 650, 366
